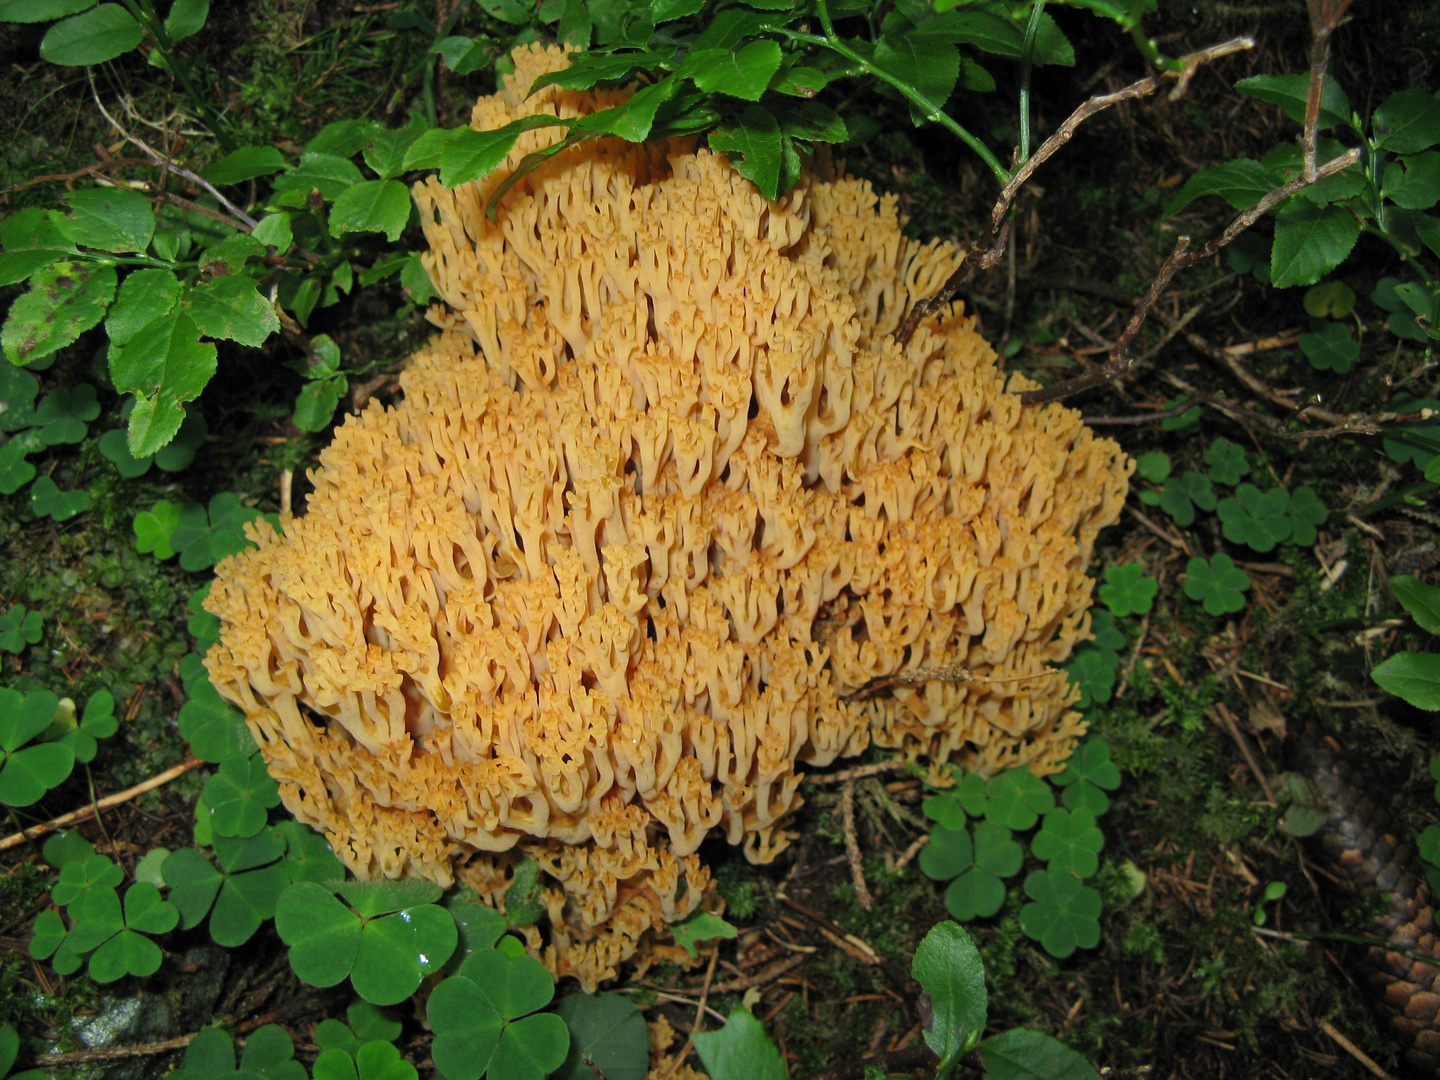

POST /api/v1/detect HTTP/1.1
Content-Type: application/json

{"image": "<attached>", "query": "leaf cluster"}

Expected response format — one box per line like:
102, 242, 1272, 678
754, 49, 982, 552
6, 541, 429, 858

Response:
0, 688, 114, 807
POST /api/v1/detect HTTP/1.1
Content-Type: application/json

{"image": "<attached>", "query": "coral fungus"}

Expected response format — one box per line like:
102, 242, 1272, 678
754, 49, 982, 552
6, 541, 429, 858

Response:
204, 44, 1131, 987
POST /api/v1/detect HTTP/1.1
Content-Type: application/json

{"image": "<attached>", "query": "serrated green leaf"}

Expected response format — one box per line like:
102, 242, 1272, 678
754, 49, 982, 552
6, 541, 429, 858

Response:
1374, 89, 1440, 154
204, 145, 286, 185
39, 4, 143, 65
0, 248, 68, 287
978, 1028, 1101, 1080
0, 0, 96, 22
275, 152, 364, 201
1382, 152, 1440, 210
686, 40, 782, 102
183, 275, 278, 347
126, 392, 187, 457
553, 994, 650, 1080
61, 187, 154, 253
1393, 575, 1440, 634
1163, 158, 1279, 218
875, 30, 959, 119
107, 268, 182, 347
329, 180, 411, 242
710, 105, 783, 199
438, 117, 563, 188
1271, 200, 1360, 288
1235, 73, 1352, 130
2, 260, 117, 366
111, 311, 217, 408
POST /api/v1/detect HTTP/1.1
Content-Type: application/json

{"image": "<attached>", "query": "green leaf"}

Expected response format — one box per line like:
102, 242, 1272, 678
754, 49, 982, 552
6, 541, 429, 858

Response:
1018, 870, 1102, 959
34, 382, 99, 445
278, 820, 346, 883
529, 50, 660, 94
239, 1025, 306, 1080
0, 687, 54, 750
0, 248, 69, 287
1270, 200, 1360, 289
1134, 450, 1169, 483
1287, 485, 1327, 546
911, 921, 986, 1066
308, 120, 368, 157
329, 180, 411, 242
1393, 575, 1440, 635
164, 0, 208, 40
1374, 89, 1440, 154
2, 260, 117, 366
434, 35, 493, 76
0, 0, 96, 21
1203, 439, 1249, 486
1053, 738, 1120, 793
1163, 158, 1279, 218
292, 375, 347, 432
1064, 644, 1117, 708
276, 152, 364, 201
1373, 652, 1440, 710
554, 993, 651, 1080
1299, 321, 1359, 373
162, 847, 224, 929
61, 187, 154, 253
0, 444, 35, 498
874, 30, 959, 120
335, 880, 443, 918
919, 9, 1023, 57
1217, 484, 1292, 552
1097, 563, 1156, 617
29, 909, 67, 962
1032, 808, 1104, 878
920, 824, 972, 883
29, 475, 92, 521
1235, 73, 1352, 130
978, 1028, 1101, 1080
276, 882, 363, 987
203, 752, 281, 837
352, 903, 457, 1004
1029, 12, 1074, 66
670, 912, 738, 959
0, 604, 41, 651
985, 768, 1055, 830
185, 275, 279, 347
692, 1006, 787, 1080
428, 975, 505, 1080
457, 946, 556, 1017
40, 4, 143, 64
710, 106, 783, 200
1183, 552, 1251, 616
943, 866, 1006, 921
170, 1027, 236, 1079
212, 864, 290, 946
199, 146, 287, 188
107, 268, 183, 347
126, 392, 186, 458
686, 40, 783, 102
1382, 152, 1440, 210
42, 829, 94, 869
436, 117, 562, 187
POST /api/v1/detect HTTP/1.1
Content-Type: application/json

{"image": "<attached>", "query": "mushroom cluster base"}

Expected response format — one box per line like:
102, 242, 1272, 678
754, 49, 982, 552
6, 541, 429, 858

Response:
205, 45, 1131, 989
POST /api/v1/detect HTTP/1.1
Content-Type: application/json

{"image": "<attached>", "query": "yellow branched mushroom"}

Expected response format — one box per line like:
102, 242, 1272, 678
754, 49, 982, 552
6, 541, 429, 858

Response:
204, 43, 1131, 989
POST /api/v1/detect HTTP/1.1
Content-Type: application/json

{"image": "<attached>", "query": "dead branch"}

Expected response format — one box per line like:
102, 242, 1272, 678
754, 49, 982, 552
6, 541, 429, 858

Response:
1020, 148, 1359, 407
895, 35, 1255, 345
0, 758, 203, 852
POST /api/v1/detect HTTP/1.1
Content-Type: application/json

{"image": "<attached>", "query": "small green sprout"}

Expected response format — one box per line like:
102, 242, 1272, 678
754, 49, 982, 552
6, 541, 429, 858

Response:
0, 605, 41, 654
692, 1006, 788, 1080
1018, 870, 1102, 959
133, 500, 182, 560
428, 946, 570, 1080
922, 768, 987, 830
44, 689, 117, 764
1203, 438, 1250, 486
1098, 563, 1157, 617
503, 856, 548, 927
1253, 881, 1288, 926
0, 688, 74, 806
554, 993, 651, 1080
1183, 553, 1252, 616
275, 880, 457, 1005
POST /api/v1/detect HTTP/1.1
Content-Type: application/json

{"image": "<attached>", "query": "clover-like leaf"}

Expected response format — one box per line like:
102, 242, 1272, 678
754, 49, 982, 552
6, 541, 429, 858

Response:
1063, 644, 1118, 708
1183, 553, 1251, 616
1299, 321, 1360, 373
1031, 808, 1105, 878
1287, 485, 1327, 546
29, 908, 67, 962
276, 882, 364, 987
1019, 870, 1103, 959
1203, 438, 1250, 486
1097, 563, 1157, 617
923, 771, 986, 831
1141, 470, 1213, 528
554, 993, 651, 1080
1217, 484, 1292, 552
134, 500, 182, 560
350, 901, 457, 1005
178, 671, 254, 764
279, 819, 347, 884
33, 382, 99, 445
920, 824, 972, 884
984, 768, 1054, 831
52, 852, 124, 907
237, 1024, 307, 1080
30, 475, 92, 522
692, 1006, 786, 1080
0, 604, 42, 653
202, 752, 281, 838
430, 948, 567, 1080
42, 830, 94, 869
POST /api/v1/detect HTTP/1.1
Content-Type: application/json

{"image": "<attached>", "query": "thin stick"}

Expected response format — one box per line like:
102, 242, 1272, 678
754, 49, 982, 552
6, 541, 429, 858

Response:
0, 758, 204, 853
841, 779, 874, 911
1320, 1021, 1396, 1080
26, 1033, 197, 1066
804, 760, 907, 787
895, 35, 1255, 344
659, 947, 721, 1080
892, 833, 928, 873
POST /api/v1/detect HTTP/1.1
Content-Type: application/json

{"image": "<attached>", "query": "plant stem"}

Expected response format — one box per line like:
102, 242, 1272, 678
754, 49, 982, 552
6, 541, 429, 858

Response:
790, 1, 1011, 186
118, 0, 239, 152
1017, 0, 1046, 164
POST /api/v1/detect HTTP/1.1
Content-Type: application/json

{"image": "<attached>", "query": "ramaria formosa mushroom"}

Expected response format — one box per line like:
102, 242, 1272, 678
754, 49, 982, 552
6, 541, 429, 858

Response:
204, 44, 1132, 988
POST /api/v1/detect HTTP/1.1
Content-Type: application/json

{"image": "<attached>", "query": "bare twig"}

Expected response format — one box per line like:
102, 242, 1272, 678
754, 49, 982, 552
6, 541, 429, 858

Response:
891, 833, 929, 873
0, 758, 203, 852
29, 1034, 197, 1067
895, 36, 1255, 345
1303, 0, 1355, 181
1020, 148, 1360, 407
1321, 1021, 1396, 1080
841, 779, 874, 911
